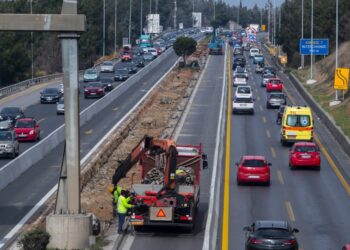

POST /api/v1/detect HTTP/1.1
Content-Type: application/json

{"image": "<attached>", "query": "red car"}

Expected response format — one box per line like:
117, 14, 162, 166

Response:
84, 82, 105, 98
14, 118, 41, 141
342, 245, 350, 250
289, 142, 321, 170
266, 78, 283, 92
236, 155, 271, 185
155, 47, 162, 55
121, 52, 133, 62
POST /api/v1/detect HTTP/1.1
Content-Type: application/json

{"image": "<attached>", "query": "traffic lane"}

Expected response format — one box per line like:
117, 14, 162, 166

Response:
0, 50, 179, 241
0, 59, 152, 165
129, 55, 226, 250
228, 75, 289, 248
0, 142, 63, 235
233, 53, 350, 249
259, 54, 350, 248
78, 52, 177, 156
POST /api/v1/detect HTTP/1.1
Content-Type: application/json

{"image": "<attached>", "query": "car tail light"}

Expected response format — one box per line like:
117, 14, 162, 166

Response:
250, 238, 263, 244
284, 239, 297, 245
179, 215, 192, 221
131, 214, 143, 220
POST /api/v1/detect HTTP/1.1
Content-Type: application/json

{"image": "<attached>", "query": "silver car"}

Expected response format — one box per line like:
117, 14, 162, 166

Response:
0, 130, 19, 158
56, 98, 64, 115
100, 61, 114, 73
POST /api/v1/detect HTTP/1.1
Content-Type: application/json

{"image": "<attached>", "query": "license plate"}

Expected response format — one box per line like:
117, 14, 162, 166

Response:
90, 93, 96, 95
47, 97, 52, 100
287, 131, 297, 136
240, 104, 247, 107
301, 155, 311, 159
19, 134, 27, 137
248, 175, 260, 179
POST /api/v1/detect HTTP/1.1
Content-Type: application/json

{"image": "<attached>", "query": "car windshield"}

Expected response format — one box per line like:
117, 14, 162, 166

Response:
43, 88, 58, 94
264, 74, 275, 79
286, 115, 311, 127
236, 68, 245, 73
0, 120, 11, 128
86, 69, 96, 74
235, 74, 246, 79
103, 62, 113, 66
295, 146, 317, 153
255, 228, 290, 238
87, 83, 101, 88
0, 131, 12, 140
270, 93, 284, 98
237, 87, 251, 93
235, 98, 251, 103
15, 120, 34, 128
242, 159, 265, 167
1, 107, 20, 114
115, 69, 128, 74
270, 79, 282, 84
251, 49, 259, 53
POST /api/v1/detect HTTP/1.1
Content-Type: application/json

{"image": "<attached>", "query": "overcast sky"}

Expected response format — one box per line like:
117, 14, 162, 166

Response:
224, 0, 284, 8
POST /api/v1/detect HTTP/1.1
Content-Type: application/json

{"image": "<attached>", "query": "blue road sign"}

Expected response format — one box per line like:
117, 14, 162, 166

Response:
300, 39, 329, 55
249, 34, 256, 41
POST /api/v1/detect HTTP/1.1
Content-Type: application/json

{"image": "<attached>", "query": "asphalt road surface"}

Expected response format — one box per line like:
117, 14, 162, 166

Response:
121, 52, 227, 250
0, 48, 179, 247
222, 41, 350, 250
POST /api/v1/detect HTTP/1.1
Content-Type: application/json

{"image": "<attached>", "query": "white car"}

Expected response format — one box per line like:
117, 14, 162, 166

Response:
233, 66, 249, 79
59, 83, 64, 95
233, 74, 247, 87
232, 97, 254, 114
249, 48, 260, 58
261, 73, 276, 87
143, 47, 158, 57
100, 61, 114, 72
235, 86, 253, 99
56, 97, 64, 115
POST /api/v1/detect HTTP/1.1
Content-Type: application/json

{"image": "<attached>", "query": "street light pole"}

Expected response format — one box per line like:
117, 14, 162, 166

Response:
237, 0, 240, 27
140, 0, 143, 35
273, 0, 276, 47
103, 0, 105, 57
307, 0, 316, 84
268, 1, 271, 42
174, 0, 177, 30
301, 0, 304, 68
129, 0, 132, 44
30, 0, 34, 79
335, 0, 339, 100
149, 0, 152, 15
114, 0, 117, 53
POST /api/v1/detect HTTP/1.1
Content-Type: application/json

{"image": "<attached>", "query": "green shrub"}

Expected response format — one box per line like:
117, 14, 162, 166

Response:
17, 229, 50, 250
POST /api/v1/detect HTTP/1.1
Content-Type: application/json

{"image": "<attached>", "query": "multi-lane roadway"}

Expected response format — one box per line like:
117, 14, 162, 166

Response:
222, 39, 350, 249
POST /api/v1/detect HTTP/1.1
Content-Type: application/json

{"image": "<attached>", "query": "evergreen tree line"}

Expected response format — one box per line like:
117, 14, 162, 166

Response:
0, 0, 265, 86
277, 0, 350, 67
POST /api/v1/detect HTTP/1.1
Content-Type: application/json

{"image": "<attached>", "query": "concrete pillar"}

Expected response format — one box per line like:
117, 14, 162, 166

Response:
46, 214, 92, 249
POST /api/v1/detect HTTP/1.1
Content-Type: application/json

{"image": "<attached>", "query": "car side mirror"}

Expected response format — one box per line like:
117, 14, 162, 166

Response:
268, 163, 272, 166
202, 154, 207, 160
292, 228, 299, 233
243, 226, 252, 232
235, 162, 239, 167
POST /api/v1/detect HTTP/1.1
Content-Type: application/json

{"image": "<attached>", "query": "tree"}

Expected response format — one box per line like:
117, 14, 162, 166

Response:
173, 37, 197, 65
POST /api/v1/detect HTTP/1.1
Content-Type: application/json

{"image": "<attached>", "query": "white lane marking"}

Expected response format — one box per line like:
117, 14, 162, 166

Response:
173, 56, 211, 140
0, 53, 180, 249
203, 44, 228, 250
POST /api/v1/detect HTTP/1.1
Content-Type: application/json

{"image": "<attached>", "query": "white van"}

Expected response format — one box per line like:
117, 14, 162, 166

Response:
249, 48, 260, 58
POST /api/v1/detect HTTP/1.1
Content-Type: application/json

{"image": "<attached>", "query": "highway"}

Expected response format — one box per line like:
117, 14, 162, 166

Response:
221, 40, 350, 249
121, 48, 227, 250
0, 46, 181, 247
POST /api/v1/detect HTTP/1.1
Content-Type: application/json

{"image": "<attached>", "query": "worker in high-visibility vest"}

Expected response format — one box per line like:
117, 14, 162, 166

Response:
117, 190, 134, 234
112, 185, 122, 217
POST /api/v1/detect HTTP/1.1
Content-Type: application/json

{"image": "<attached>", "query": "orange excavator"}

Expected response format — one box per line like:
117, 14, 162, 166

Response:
112, 135, 208, 230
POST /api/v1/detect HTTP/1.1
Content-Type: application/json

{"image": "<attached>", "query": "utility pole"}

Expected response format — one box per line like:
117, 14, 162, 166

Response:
214, 0, 216, 20
129, 0, 132, 44
273, 0, 276, 47
174, 0, 177, 30
140, 0, 143, 35
155, 0, 158, 14
301, 0, 304, 68
307, 0, 316, 84
103, 0, 106, 56
237, 0, 240, 27
30, 0, 34, 79
150, 0, 152, 14
260, 7, 263, 28
114, 0, 117, 53
335, 0, 339, 100
268, 1, 271, 42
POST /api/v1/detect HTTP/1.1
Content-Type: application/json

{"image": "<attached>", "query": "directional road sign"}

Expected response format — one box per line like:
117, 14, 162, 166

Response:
334, 68, 349, 90
300, 39, 329, 55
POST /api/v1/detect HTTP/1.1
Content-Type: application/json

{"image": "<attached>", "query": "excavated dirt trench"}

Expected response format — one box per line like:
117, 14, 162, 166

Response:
80, 43, 209, 226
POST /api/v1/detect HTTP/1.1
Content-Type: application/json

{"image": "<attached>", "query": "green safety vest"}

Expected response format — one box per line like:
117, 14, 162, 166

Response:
117, 195, 133, 214
113, 186, 122, 204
